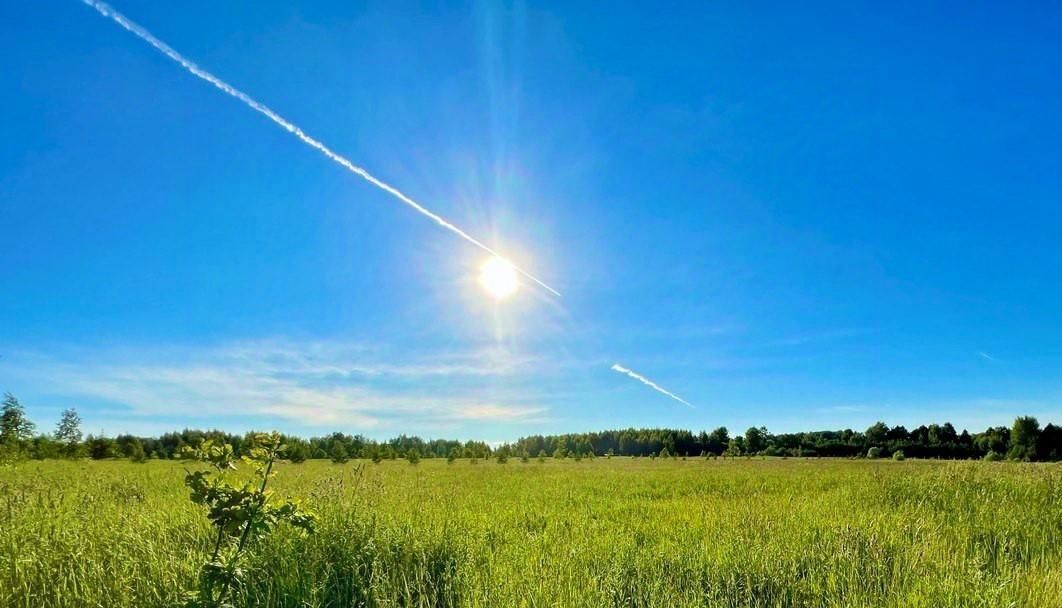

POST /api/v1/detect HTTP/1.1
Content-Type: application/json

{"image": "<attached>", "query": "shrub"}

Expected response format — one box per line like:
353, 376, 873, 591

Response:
182, 433, 315, 606
407, 450, 420, 465
287, 442, 309, 463
330, 443, 349, 464
892, 450, 905, 461
983, 450, 1003, 462
867, 447, 883, 459
128, 439, 147, 464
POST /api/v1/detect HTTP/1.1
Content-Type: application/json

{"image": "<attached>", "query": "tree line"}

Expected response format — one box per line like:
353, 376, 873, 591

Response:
0, 393, 493, 462
504, 418, 1060, 462
1, 391, 1059, 462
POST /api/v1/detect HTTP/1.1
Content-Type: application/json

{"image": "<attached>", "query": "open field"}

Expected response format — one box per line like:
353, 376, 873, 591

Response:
2, 458, 1060, 608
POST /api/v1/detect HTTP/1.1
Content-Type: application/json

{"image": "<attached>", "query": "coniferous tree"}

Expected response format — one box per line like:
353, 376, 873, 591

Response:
329, 442, 349, 464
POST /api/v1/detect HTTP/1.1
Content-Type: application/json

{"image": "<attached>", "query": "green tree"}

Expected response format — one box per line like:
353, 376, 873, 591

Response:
553, 446, 567, 459
54, 408, 83, 458
407, 449, 420, 465
329, 442, 349, 464
537, 449, 546, 463
30, 435, 61, 459
1008, 416, 1040, 461
659, 447, 670, 459
1036, 424, 1061, 461
707, 426, 730, 454
723, 440, 743, 458
744, 426, 768, 454
865, 421, 889, 445
975, 426, 1009, 454
447, 447, 459, 463
183, 433, 315, 607
287, 441, 309, 463
86, 435, 117, 459
1, 393, 35, 457
128, 438, 147, 463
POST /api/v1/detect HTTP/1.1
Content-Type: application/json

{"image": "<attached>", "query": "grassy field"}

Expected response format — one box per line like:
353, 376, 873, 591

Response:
1, 458, 1059, 607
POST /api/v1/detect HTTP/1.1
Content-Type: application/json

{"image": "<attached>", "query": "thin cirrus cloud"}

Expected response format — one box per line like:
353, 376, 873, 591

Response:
3, 340, 549, 431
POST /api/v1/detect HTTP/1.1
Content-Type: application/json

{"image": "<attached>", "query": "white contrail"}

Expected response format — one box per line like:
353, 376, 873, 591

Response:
610, 363, 694, 409
79, 0, 560, 298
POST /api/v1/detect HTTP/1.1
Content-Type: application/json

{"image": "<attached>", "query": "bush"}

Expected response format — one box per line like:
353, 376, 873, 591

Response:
983, 450, 1003, 462
867, 447, 883, 459
128, 439, 147, 463
330, 443, 349, 464
892, 450, 905, 461
287, 442, 309, 463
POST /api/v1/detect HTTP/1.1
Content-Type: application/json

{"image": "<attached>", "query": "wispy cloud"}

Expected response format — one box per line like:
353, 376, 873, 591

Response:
978, 351, 997, 362
2, 340, 548, 431
610, 363, 694, 409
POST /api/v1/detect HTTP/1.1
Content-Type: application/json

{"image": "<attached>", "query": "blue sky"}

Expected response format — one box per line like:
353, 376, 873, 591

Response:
2, 1, 1061, 441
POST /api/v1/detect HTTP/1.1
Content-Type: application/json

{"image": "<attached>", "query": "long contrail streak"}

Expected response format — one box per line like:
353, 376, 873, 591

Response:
79, 0, 560, 298
611, 363, 694, 409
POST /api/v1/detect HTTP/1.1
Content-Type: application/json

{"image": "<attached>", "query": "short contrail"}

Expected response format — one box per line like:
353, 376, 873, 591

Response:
611, 363, 694, 408
79, 0, 560, 298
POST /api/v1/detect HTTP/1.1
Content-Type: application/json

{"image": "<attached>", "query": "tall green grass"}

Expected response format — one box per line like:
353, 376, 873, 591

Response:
1, 458, 1059, 607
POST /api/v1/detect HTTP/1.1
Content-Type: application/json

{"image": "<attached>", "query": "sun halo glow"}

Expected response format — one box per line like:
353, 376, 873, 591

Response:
478, 256, 519, 299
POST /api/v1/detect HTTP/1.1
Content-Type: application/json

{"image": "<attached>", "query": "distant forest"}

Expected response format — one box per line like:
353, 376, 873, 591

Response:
1, 392, 1059, 462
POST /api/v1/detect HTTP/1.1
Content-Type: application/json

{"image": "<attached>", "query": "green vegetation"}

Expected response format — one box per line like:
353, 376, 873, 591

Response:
2, 395, 1060, 605
4, 393, 1058, 464
181, 433, 315, 607
2, 457, 1059, 607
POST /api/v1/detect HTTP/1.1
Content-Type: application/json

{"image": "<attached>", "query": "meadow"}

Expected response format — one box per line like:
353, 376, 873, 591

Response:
1, 458, 1059, 608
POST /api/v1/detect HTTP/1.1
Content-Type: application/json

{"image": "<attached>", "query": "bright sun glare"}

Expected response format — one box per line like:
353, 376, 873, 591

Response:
478, 256, 519, 299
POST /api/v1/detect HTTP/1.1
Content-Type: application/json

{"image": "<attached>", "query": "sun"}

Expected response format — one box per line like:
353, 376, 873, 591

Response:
478, 256, 519, 299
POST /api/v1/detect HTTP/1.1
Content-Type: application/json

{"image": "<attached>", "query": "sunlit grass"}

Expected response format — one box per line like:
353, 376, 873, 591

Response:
1, 458, 1059, 607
